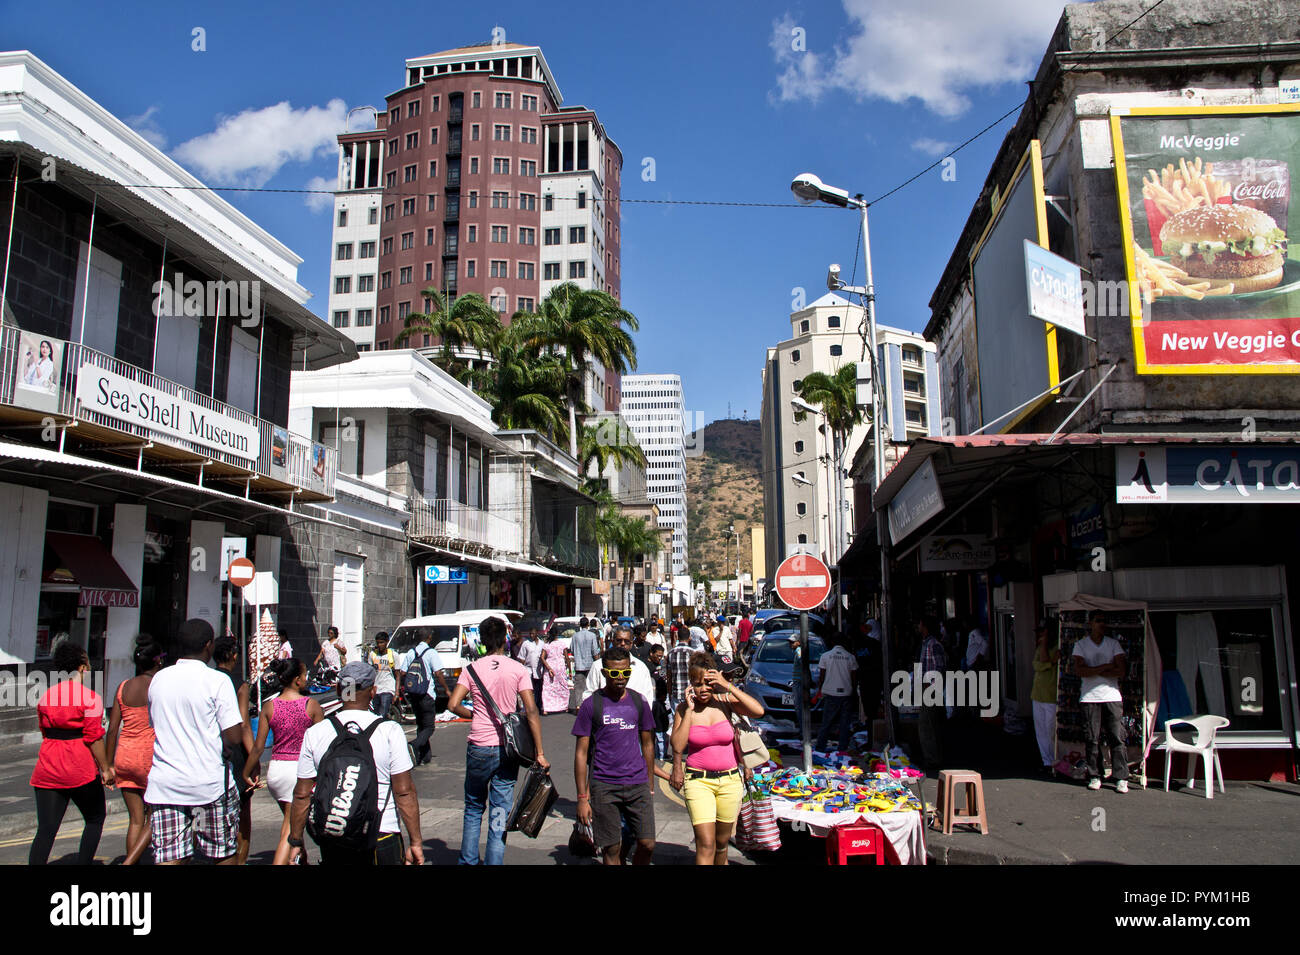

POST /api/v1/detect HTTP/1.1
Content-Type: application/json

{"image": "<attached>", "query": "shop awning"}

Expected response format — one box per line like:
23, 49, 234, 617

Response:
410, 541, 570, 579
44, 532, 139, 607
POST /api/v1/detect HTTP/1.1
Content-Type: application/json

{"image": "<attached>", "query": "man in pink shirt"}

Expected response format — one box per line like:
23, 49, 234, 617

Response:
446, 617, 548, 865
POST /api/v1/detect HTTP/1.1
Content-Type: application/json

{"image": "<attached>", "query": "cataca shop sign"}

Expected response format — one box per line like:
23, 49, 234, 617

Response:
75, 366, 260, 462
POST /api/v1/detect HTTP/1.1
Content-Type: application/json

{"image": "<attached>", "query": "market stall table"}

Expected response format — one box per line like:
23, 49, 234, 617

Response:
769, 799, 927, 864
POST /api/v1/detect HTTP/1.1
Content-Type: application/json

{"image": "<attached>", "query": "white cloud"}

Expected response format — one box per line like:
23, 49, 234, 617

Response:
126, 106, 167, 150
303, 175, 334, 213
173, 99, 347, 187
911, 137, 955, 157
771, 0, 1066, 118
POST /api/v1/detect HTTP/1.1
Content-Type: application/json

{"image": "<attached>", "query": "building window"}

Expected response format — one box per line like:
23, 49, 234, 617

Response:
519, 226, 535, 245
490, 260, 508, 278
577, 191, 586, 209
493, 124, 511, 141
800, 320, 810, 333
398, 301, 411, 320
383, 237, 393, 255
387, 137, 398, 156
828, 315, 841, 328
407, 99, 420, 118
465, 224, 477, 243
794, 440, 804, 453
426, 227, 435, 246
399, 266, 412, 284
491, 225, 508, 243
469, 157, 479, 175
492, 191, 509, 208
379, 305, 390, 324
472, 91, 481, 108
522, 94, 537, 111
357, 344, 371, 352
336, 243, 353, 260
377, 340, 390, 350
381, 271, 392, 290
358, 274, 374, 291
830, 344, 842, 356
466, 260, 476, 278
543, 262, 560, 280
467, 190, 478, 209
516, 296, 534, 312
906, 408, 926, 425
402, 198, 415, 215
521, 126, 537, 144
543, 194, 553, 211
544, 228, 561, 246
389, 107, 399, 126
569, 261, 586, 278
792, 378, 802, 392
490, 293, 506, 313
520, 160, 536, 177
429, 127, 439, 145
385, 171, 396, 189
334, 276, 352, 294
337, 209, 348, 227
333, 310, 350, 328
518, 193, 536, 211
494, 92, 511, 109
430, 95, 439, 112
356, 308, 373, 326
902, 345, 922, 365
444, 229, 458, 254
359, 241, 376, 258
493, 157, 510, 175
429, 160, 438, 178
791, 349, 800, 363
796, 502, 807, 516
405, 132, 418, 150
470, 123, 480, 141
518, 261, 534, 280
367, 207, 378, 225
384, 204, 394, 222
569, 226, 586, 243
401, 232, 414, 250
797, 534, 808, 545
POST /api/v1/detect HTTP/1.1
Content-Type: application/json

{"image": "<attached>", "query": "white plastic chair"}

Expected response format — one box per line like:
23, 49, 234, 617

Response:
1162, 716, 1229, 799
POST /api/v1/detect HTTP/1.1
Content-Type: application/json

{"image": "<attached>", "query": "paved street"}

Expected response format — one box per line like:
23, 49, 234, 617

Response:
0, 711, 763, 866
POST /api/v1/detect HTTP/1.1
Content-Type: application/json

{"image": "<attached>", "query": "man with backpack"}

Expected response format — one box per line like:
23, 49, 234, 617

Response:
572, 646, 657, 865
288, 661, 422, 865
397, 633, 452, 766
446, 616, 548, 865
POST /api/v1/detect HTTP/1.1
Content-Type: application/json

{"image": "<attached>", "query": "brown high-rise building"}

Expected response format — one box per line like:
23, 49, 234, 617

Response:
328, 42, 623, 412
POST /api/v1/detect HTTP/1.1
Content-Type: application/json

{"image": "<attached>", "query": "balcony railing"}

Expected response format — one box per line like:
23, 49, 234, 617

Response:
0, 326, 335, 498
410, 498, 523, 555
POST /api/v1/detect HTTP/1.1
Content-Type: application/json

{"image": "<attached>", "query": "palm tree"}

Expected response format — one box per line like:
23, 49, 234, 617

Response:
612, 514, 662, 617
394, 287, 501, 383
478, 326, 570, 443
515, 283, 640, 458
795, 363, 865, 468
578, 419, 646, 483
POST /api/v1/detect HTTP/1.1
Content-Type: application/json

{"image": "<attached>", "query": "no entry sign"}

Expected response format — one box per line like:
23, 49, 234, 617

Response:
228, 557, 256, 588
774, 553, 831, 612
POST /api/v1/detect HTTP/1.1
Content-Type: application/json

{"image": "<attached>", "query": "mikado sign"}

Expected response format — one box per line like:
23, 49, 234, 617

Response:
75, 365, 260, 461
774, 553, 831, 612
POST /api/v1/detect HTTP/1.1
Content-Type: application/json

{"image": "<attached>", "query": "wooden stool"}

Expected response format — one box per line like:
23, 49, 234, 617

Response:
826, 823, 887, 865
936, 770, 989, 835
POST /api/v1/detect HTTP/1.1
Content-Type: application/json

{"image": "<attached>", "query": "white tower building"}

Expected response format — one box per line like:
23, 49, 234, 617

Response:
621, 374, 689, 575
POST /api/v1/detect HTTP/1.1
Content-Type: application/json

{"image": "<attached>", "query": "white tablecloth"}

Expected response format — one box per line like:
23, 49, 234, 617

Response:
769, 799, 926, 864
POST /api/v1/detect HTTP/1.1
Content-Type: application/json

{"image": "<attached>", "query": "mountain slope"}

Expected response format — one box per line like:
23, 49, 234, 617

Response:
684, 418, 763, 583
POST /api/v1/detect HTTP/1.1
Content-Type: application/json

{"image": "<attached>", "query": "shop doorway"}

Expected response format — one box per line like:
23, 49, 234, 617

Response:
332, 553, 364, 660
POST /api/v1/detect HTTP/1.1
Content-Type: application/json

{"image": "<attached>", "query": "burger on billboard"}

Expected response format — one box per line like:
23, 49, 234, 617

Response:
1111, 105, 1300, 374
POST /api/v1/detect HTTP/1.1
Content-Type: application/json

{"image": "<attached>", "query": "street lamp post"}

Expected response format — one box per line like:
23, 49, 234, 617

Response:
791, 172, 895, 746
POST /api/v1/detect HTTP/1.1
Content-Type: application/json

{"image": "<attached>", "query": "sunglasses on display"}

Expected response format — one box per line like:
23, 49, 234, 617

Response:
601, 668, 634, 678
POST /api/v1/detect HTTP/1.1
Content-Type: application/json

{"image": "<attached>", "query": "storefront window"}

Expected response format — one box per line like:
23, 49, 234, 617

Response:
1148, 608, 1282, 734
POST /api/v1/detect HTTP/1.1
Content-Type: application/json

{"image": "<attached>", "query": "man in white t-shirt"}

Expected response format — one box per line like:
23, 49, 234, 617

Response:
1072, 609, 1129, 793
146, 618, 246, 865
816, 637, 859, 753
289, 660, 422, 865
584, 628, 655, 702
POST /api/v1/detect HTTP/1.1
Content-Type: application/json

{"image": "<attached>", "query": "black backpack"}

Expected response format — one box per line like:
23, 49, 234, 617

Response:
307, 716, 388, 852
402, 645, 433, 696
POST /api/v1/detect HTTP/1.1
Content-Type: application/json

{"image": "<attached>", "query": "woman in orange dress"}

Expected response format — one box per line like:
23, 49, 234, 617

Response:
105, 637, 164, 864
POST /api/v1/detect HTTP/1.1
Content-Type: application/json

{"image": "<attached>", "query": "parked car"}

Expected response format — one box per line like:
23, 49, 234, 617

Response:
515, 609, 556, 646
388, 609, 521, 709
750, 612, 826, 650
545, 615, 585, 651
742, 631, 826, 721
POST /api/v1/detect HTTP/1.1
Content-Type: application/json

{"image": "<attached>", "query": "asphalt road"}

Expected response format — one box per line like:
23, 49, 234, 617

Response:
0, 708, 769, 865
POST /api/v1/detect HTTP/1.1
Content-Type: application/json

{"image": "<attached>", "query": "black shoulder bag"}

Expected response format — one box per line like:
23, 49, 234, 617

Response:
467, 662, 536, 767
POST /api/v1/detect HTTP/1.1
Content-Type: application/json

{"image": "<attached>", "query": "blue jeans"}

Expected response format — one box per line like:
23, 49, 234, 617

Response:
816, 693, 855, 752
460, 744, 519, 865
371, 692, 393, 718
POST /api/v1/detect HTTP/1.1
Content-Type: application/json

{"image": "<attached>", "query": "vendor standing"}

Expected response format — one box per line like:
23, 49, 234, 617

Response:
1031, 620, 1059, 776
1071, 610, 1129, 794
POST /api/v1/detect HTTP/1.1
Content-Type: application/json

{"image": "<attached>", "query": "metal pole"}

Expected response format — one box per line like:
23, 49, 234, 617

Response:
799, 610, 813, 770
859, 200, 895, 746
77, 194, 98, 346
1, 160, 19, 327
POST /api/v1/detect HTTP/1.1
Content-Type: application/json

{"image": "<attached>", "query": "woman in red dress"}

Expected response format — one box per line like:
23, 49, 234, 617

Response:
29, 642, 114, 865
105, 637, 164, 864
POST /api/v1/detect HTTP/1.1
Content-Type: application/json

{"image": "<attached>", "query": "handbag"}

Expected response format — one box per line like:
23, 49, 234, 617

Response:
467, 662, 536, 766
726, 702, 770, 770
568, 820, 597, 858
507, 763, 558, 837
733, 776, 782, 852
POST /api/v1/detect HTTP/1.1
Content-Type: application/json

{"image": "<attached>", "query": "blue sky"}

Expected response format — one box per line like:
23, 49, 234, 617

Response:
7, 0, 1077, 426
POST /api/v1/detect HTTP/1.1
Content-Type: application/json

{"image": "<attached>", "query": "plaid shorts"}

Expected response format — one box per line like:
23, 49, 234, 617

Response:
148, 785, 241, 863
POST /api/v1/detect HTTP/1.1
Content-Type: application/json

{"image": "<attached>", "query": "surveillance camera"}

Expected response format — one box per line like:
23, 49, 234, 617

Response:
827, 264, 844, 291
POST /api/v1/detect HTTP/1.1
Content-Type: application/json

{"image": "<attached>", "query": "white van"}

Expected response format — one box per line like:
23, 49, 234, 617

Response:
388, 609, 521, 707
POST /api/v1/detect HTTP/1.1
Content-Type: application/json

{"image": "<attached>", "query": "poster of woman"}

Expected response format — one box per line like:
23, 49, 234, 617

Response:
13, 332, 63, 412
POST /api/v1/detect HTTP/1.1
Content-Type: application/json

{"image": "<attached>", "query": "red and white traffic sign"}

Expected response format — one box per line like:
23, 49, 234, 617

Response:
774, 553, 831, 612
228, 557, 256, 588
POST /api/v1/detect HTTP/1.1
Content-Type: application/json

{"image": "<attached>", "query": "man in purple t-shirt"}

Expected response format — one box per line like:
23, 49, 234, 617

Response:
573, 646, 656, 865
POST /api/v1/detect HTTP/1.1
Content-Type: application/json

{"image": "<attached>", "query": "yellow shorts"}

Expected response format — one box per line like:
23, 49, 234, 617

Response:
682, 771, 744, 827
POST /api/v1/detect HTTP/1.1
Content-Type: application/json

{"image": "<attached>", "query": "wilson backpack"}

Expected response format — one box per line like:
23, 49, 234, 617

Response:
307, 716, 388, 852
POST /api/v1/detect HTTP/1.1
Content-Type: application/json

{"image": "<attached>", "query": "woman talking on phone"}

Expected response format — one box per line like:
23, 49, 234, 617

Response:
669, 652, 764, 865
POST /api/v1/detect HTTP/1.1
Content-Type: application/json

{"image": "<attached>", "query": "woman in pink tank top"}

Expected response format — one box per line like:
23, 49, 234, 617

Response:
244, 657, 323, 864
669, 651, 765, 865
